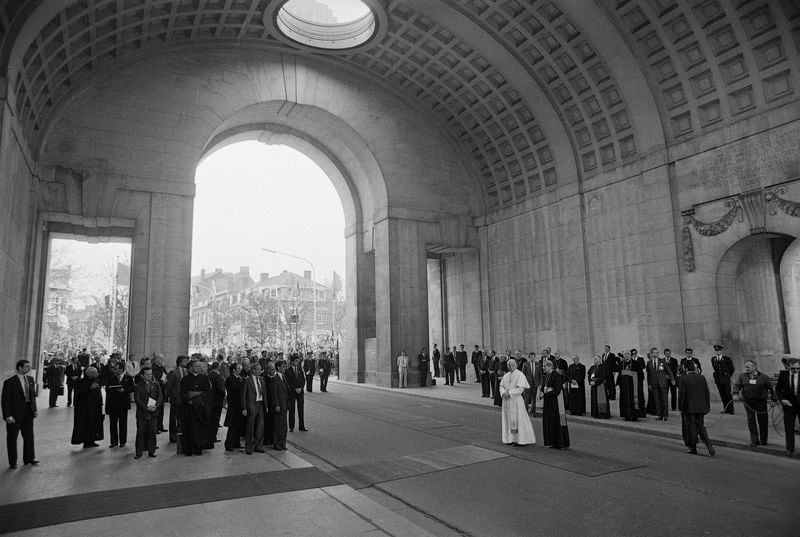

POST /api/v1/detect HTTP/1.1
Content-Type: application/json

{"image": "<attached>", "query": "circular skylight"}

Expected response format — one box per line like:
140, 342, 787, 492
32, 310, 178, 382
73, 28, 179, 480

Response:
276, 0, 377, 50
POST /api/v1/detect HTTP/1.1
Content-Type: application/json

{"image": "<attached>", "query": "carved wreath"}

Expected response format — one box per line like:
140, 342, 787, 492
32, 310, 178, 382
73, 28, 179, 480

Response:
682, 200, 739, 236
765, 188, 800, 217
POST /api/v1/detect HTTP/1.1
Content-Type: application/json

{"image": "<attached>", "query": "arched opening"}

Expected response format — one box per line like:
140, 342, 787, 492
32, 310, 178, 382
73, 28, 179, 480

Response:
190, 140, 347, 365
717, 233, 796, 375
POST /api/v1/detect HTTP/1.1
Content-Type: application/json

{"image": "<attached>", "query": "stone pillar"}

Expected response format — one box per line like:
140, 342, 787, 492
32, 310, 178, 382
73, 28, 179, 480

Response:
374, 217, 430, 387
128, 192, 193, 359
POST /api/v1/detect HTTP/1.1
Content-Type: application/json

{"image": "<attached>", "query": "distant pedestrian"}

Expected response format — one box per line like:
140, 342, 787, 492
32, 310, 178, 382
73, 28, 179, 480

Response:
396, 351, 409, 388
432, 344, 441, 378
417, 348, 430, 387
678, 361, 714, 456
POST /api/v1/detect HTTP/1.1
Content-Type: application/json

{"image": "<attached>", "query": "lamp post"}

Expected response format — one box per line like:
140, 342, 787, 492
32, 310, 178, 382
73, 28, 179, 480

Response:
261, 248, 317, 349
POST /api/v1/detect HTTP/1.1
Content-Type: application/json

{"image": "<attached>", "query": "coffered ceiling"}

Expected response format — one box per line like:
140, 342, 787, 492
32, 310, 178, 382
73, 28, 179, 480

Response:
0, 1, 797, 210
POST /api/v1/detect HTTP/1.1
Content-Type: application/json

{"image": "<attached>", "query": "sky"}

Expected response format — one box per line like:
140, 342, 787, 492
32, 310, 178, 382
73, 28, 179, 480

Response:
191, 141, 346, 288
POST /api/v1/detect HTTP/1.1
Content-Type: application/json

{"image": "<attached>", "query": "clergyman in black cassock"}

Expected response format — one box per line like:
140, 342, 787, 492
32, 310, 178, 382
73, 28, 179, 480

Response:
588, 357, 610, 419
541, 360, 570, 449
567, 356, 586, 415
71, 367, 104, 448
179, 361, 211, 456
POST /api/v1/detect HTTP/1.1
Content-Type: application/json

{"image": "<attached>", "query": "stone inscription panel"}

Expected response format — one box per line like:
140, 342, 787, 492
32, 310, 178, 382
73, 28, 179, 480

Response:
677, 123, 800, 207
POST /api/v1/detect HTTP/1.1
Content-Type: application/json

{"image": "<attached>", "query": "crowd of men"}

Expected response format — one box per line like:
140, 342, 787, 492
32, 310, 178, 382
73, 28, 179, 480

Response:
418, 343, 798, 458
3, 348, 336, 467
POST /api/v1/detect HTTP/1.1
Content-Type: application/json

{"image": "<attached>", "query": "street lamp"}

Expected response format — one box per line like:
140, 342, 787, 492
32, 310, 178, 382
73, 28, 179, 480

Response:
261, 248, 317, 350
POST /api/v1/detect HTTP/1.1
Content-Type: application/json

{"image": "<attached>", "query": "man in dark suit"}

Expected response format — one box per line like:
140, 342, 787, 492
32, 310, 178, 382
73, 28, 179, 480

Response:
2, 360, 38, 468
285, 355, 307, 432
679, 348, 702, 375
65, 356, 82, 407
678, 361, 714, 456
455, 344, 468, 382
240, 363, 267, 454
646, 347, 676, 421
318, 353, 331, 393
133, 367, 163, 458
268, 360, 291, 450
776, 357, 800, 457
471, 345, 482, 383
600, 345, 617, 401
710, 344, 735, 414
45, 355, 66, 408
105, 361, 135, 448
302, 352, 316, 393
224, 362, 244, 451
664, 348, 679, 411
432, 344, 441, 378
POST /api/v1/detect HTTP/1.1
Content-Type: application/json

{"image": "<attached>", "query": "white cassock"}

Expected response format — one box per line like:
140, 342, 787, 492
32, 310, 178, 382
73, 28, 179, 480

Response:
500, 369, 536, 445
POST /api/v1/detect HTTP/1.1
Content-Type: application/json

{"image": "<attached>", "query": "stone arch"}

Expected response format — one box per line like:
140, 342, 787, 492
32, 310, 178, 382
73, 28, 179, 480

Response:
33, 46, 478, 385
197, 102, 391, 382
780, 238, 800, 357
716, 233, 794, 366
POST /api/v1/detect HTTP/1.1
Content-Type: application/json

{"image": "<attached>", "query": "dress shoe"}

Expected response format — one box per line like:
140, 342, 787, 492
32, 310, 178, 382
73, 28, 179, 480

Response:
683, 448, 698, 454
225, 447, 234, 452
110, 443, 118, 448
84, 442, 99, 448
787, 450, 793, 457
134, 454, 142, 459
289, 428, 294, 432
254, 448, 265, 453
148, 453, 157, 458
245, 451, 253, 455
299, 428, 308, 432
119, 443, 126, 448
25, 460, 39, 465
9, 464, 17, 469
707, 446, 716, 457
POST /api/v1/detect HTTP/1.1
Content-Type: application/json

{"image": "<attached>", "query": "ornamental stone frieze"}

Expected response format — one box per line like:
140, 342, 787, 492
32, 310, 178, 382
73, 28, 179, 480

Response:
679, 184, 800, 272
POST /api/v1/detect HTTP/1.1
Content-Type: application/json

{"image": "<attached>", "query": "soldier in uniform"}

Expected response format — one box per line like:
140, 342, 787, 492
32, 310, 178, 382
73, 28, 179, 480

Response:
710, 344, 735, 414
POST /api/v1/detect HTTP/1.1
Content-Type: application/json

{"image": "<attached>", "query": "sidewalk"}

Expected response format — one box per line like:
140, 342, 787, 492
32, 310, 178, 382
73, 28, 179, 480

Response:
331, 375, 794, 457
0, 392, 440, 537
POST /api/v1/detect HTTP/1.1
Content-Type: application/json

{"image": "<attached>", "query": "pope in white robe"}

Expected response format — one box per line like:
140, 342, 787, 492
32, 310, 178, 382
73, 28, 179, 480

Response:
500, 359, 536, 445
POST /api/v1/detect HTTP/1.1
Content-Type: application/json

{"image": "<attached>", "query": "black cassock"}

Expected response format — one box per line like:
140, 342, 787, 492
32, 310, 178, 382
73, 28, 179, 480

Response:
71, 377, 104, 445
567, 363, 586, 415
542, 372, 570, 449
588, 365, 610, 419
179, 373, 212, 456
617, 360, 643, 421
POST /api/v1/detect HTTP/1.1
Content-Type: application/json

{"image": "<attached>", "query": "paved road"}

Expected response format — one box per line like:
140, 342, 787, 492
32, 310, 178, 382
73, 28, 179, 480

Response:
291, 384, 797, 537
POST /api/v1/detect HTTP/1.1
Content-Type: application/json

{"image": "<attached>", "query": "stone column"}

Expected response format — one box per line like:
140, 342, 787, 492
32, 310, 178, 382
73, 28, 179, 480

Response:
374, 217, 430, 387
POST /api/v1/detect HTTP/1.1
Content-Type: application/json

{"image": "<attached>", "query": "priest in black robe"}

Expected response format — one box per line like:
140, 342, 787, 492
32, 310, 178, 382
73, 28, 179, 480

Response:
179, 360, 212, 456
588, 356, 610, 418
71, 367, 104, 448
540, 359, 570, 449
617, 351, 642, 421
567, 355, 586, 415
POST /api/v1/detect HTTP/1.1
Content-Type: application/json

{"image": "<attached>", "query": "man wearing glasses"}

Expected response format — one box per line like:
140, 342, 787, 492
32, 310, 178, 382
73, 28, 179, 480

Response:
776, 357, 800, 457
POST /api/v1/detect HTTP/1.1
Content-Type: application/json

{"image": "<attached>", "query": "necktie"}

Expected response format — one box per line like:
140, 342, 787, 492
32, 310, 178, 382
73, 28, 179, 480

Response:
254, 377, 260, 400
793, 373, 798, 396
22, 377, 28, 402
